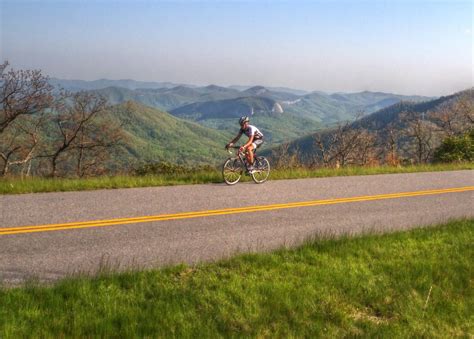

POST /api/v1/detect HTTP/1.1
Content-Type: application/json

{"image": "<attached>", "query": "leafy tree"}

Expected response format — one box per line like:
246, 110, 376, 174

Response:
433, 129, 474, 163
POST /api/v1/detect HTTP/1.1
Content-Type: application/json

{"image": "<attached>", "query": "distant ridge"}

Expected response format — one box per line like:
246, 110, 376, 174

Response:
50, 78, 435, 145
49, 78, 186, 91
170, 96, 278, 120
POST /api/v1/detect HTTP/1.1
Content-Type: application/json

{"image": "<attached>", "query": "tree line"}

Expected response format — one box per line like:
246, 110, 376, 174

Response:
0, 62, 126, 177
271, 92, 473, 168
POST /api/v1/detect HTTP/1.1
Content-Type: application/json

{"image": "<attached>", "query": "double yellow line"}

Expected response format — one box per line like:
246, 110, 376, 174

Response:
1, 186, 473, 236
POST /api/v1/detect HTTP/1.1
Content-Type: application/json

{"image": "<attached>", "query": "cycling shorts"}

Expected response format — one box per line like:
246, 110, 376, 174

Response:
252, 139, 264, 150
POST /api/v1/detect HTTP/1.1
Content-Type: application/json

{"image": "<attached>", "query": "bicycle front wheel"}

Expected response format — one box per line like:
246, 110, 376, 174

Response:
251, 156, 270, 184
222, 158, 243, 185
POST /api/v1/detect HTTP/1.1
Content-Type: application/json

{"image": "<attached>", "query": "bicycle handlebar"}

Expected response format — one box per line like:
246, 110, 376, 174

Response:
225, 145, 244, 154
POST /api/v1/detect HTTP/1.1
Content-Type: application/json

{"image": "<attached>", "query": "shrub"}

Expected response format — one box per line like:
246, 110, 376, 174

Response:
433, 129, 474, 163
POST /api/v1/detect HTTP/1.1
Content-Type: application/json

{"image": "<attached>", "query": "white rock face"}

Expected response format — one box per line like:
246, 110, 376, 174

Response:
272, 102, 284, 113
281, 98, 301, 105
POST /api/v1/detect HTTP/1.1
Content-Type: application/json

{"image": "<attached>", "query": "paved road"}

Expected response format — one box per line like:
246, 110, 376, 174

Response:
0, 170, 472, 285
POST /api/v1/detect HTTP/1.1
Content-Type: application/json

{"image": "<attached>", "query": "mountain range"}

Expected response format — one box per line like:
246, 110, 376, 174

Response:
49, 78, 185, 91
50, 79, 432, 144
50, 78, 464, 167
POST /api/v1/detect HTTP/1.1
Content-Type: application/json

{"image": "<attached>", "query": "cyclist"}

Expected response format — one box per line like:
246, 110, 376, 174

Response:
226, 116, 264, 172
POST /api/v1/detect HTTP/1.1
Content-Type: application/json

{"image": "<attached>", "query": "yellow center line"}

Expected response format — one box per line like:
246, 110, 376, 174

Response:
1, 186, 473, 236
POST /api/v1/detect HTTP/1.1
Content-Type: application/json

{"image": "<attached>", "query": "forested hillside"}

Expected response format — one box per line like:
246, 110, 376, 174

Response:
108, 101, 229, 166
266, 90, 473, 167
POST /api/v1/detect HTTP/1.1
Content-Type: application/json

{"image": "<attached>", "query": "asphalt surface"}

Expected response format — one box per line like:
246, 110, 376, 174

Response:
0, 170, 473, 285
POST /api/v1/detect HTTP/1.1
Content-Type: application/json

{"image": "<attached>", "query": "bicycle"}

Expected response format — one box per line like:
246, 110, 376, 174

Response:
222, 146, 270, 185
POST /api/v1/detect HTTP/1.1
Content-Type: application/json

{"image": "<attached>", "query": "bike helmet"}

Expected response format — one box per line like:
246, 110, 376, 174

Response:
239, 116, 250, 126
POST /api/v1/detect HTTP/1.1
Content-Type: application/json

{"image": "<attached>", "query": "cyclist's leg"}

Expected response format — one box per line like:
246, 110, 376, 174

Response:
253, 140, 263, 152
252, 140, 263, 165
247, 144, 255, 165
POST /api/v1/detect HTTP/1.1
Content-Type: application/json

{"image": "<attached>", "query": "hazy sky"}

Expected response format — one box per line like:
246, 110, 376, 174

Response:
1, 0, 472, 96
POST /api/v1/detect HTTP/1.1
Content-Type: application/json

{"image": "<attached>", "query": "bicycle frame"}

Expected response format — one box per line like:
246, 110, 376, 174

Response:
223, 145, 270, 184
227, 146, 253, 170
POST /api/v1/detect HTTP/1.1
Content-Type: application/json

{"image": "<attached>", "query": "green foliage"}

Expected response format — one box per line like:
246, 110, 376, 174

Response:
108, 101, 230, 166
0, 219, 472, 337
434, 130, 474, 163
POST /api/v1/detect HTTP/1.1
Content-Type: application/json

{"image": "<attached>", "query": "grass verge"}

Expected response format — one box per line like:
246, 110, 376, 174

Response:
0, 219, 472, 337
0, 162, 472, 195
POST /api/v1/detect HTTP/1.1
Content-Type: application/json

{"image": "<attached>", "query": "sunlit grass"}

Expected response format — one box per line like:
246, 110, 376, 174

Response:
0, 219, 472, 337
0, 162, 472, 194
269, 162, 474, 179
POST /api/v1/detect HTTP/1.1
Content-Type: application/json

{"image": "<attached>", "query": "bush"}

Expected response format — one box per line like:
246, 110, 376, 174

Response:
433, 129, 474, 163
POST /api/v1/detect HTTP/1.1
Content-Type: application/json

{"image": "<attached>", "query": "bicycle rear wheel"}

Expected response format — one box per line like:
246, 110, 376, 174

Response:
222, 157, 243, 185
251, 156, 270, 184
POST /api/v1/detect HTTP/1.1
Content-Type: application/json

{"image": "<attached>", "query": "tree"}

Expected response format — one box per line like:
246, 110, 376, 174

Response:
0, 63, 127, 177
329, 122, 368, 167
351, 129, 378, 166
46, 92, 124, 177
0, 112, 47, 176
401, 111, 436, 164
72, 111, 125, 177
381, 123, 401, 166
455, 91, 474, 126
311, 132, 336, 167
271, 142, 301, 169
310, 112, 378, 168
0, 61, 53, 134
429, 93, 474, 137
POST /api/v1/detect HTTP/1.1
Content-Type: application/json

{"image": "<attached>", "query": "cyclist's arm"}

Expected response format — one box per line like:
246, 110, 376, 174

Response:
228, 131, 243, 146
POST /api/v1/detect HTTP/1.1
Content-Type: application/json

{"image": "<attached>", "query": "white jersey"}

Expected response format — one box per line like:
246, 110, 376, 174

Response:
238, 125, 263, 140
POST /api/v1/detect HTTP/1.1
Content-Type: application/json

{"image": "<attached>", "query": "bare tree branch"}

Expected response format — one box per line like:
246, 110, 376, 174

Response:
0, 63, 54, 133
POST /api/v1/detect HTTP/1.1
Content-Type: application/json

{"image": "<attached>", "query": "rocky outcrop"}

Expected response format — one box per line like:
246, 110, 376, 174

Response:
272, 102, 284, 113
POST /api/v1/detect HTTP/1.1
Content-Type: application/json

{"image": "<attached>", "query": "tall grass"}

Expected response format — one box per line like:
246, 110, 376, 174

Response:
0, 162, 472, 194
0, 219, 472, 337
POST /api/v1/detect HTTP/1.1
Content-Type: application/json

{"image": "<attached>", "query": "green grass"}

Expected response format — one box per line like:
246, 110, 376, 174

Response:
268, 162, 474, 180
0, 171, 222, 195
0, 162, 472, 194
1, 219, 472, 337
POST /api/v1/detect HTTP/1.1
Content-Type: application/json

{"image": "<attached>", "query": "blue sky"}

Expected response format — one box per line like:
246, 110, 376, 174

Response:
1, 0, 472, 95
